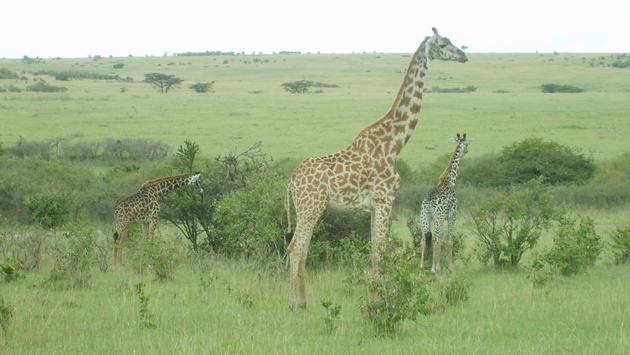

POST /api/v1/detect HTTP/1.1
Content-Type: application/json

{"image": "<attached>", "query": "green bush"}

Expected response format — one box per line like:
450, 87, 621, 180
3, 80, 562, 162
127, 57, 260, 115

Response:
102, 138, 171, 163
25, 193, 70, 228
470, 179, 564, 267
211, 171, 286, 263
0, 68, 19, 79
189, 81, 215, 93
113, 63, 124, 69
541, 83, 584, 93
45, 222, 95, 289
498, 137, 595, 185
356, 240, 431, 336
281, 80, 314, 93
26, 80, 67, 92
609, 222, 630, 265
427, 85, 477, 93
532, 216, 602, 275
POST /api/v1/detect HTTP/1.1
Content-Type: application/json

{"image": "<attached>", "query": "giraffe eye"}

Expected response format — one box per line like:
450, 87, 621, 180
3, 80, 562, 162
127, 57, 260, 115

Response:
438, 43, 447, 49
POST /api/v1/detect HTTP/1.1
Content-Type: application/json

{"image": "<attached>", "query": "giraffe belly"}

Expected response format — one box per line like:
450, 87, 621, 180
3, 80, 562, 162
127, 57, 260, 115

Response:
327, 192, 373, 212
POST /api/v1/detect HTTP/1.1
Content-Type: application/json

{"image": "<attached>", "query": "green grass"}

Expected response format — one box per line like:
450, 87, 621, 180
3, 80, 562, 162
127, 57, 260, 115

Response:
2, 254, 629, 354
1, 52, 629, 168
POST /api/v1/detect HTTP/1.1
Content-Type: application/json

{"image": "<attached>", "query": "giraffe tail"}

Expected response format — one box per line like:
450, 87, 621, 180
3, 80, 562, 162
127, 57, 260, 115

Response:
113, 231, 120, 243
284, 182, 294, 245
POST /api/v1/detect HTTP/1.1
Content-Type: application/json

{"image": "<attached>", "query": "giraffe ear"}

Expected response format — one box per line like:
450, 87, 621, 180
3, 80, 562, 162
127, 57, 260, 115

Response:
432, 27, 439, 36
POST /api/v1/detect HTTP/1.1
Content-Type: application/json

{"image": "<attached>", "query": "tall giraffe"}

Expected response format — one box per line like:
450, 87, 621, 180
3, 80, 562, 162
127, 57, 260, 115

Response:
113, 172, 202, 266
420, 133, 472, 275
284, 28, 467, 309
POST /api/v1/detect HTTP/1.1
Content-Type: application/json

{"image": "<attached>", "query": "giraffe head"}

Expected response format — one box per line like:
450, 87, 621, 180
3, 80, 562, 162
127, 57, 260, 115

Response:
452, 133, 473, 154
425, 28, 468, 64
189, 172, 203, 193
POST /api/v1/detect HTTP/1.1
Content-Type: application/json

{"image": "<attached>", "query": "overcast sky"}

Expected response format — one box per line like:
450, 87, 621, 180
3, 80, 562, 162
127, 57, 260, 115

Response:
3, 0, 629, 59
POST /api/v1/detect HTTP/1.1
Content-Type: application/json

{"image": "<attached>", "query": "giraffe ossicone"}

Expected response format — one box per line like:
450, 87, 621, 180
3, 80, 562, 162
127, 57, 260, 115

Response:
284, 28, 468, 309
420, 133, 472, 275
112, 172, 202, 266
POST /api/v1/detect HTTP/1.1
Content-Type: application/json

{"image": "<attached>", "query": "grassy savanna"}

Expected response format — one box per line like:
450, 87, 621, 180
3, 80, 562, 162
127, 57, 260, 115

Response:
1, 49, 630, 355
1, 52, 629, 167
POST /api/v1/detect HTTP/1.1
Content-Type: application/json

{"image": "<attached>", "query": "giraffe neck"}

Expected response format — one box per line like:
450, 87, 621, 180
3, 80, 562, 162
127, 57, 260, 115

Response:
438, 147, 464, 188
355, 37, 431, 159
141, 174, 191, 196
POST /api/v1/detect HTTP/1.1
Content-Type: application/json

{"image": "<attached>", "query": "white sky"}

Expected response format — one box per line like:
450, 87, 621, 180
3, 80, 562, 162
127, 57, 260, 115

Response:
3, 0, 629, 59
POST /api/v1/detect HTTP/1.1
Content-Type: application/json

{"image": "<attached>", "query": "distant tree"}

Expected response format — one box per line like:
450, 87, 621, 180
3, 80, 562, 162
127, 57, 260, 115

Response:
189, 81, 215, 93
143, 73, 183, 93
281, 80, 313, 93
498, 138, 595, 185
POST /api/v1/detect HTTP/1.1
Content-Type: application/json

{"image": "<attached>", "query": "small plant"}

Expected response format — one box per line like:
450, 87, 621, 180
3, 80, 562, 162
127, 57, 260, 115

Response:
1, 263, 20, 283
610, 222, 630, 264
532, 216, 602, 276
46, 222, 94, 289
0, 298, 14, 339
357, 240, 430, 336
321, 299, 342, 335
135, 283, 156, 329
440, 276, 471, 307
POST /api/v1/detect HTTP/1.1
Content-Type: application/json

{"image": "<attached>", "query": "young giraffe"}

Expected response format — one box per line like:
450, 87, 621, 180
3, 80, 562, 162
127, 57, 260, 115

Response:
113, 172, 202, 266
420, 133, 472, 275
284, 28, 467, 309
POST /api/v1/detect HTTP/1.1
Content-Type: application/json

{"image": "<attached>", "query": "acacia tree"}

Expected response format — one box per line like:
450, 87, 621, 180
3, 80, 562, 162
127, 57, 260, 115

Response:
143, 73, 183, 93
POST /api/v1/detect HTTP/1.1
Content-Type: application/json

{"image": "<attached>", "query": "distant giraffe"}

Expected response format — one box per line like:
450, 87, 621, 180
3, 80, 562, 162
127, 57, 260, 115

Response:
420, 133, 472, 274
284, 28, 467, 309
113, 172, 202, 266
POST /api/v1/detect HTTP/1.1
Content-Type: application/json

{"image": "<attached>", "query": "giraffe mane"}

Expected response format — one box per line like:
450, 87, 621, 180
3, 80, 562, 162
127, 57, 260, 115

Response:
353, 35, 431, 139
141, 173, 192, 189
438, 143, 461, 185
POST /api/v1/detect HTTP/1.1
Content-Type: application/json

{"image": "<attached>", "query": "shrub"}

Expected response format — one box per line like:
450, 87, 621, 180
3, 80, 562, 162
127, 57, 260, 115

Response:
541, 83, 584, 93
211, 171, 286, 263
611, 59, 630, 68
427, 85, 477, 93
61, 140, 101, 161
189, 81, 215, 93
45, 222, 95, 289
470, 179, 564, 267
532, 216, 602, 276
10, 137, 52, 159
609, 222, 630, 265
1, 263, 21, 283
7, 85, 22, 93
113, 63, 124, 69
0, 298, 14, 338
281, 80, 314, 93
25, 193, 70, 228
0, 68, 19, 79
102, 138, 171, 163
356, 240, 431, 336
26, 81, 67, 93
498, 137, 595, 185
